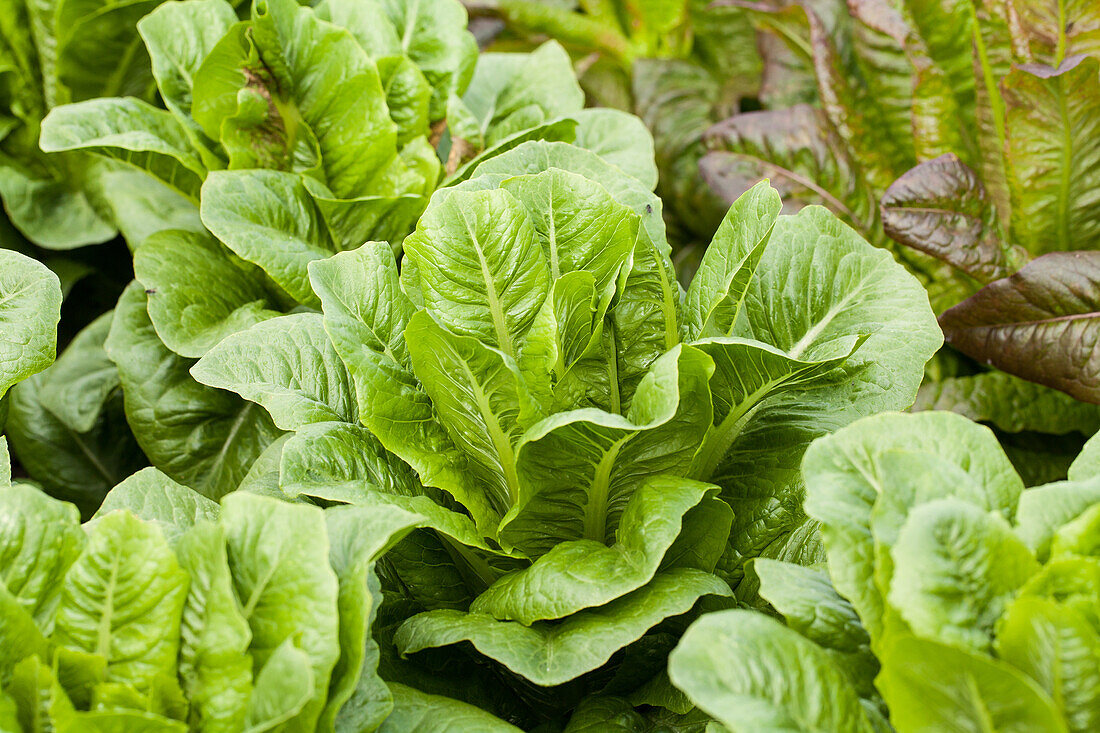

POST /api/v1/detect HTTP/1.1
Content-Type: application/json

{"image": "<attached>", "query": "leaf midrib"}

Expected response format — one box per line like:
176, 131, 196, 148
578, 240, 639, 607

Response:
460, 211, 515, 359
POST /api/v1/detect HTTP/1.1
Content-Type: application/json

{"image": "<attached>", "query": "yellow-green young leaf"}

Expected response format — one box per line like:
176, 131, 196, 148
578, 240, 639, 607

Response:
997, 596, 1100, 733
683, 181, 780, 341
199, 0, 397, 199
245, 639, 314, 732
878, 635, 1067, 733
888, 499, 1038, 653
308, 243, 415, 367
499, 168, 638, 292
374, 0, 477, 120
403, 188, 549, 360
54, 511, 189, 693
7, 655, 76, 733
1070, 433, 1100, 481
404, 311, 538, 518
94, 468, 220, 547
309, 247, 499, 534
700, 205, 939, 586
220, 493, 340, 732
454, 41, 583, 149
175, 522, 251, 733
0, 484, 84, 632
0, 251, 61, 399
803, 411, 1022, 645
668, 610, 876, 733
1016, 478, 1100, 561
278, 421, 422, 501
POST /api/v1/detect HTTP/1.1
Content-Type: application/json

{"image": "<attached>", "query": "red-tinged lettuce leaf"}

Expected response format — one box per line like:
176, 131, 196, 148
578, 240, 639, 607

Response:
939, 252, 1100, 403
881, 153, 1012, 283
1013, 0, 1100, 66
701, 104, 878, 234
1003, 55, 1100, 255
852, 0, 973, 164
970, 0, 1018, 222
772, 0, 898, 191
632, 58, 729, 245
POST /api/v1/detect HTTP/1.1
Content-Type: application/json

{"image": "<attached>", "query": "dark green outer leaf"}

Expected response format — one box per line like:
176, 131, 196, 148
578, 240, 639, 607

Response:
55, 0, 160, 103
104, 282, 282, 500
39, 98, 207, 202
38, 311, 118, 433
6, 372, 147, 517
939, 251, 1100, 404
395, 568, 731, 687
133, 228, 285, 359
912, 371, 1100, 436
199, 170, 334, 308
0, 163, 118, 250
378, 683, 521, 732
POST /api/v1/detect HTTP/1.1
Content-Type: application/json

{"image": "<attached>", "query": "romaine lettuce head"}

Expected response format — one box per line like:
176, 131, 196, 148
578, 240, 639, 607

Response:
0, 449, 525, 731
189, 143, 939, 699
670, 411, 1100, 733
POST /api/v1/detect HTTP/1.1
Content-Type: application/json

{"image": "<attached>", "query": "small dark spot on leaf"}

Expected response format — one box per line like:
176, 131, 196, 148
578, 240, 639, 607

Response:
645, 204, 653, 213
145, 288, 157, 295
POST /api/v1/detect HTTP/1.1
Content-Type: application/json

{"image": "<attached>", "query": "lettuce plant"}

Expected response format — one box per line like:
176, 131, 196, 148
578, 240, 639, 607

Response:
9, 0, 649, 509
183, 137, 938, 719
0, 445, 530, 732
874, 4, 1100, 406
670, 411, 1100, 731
